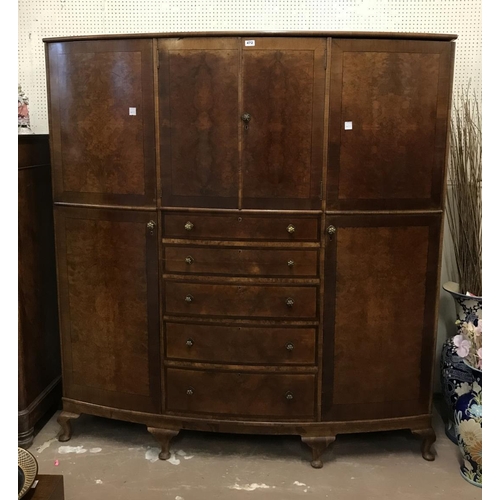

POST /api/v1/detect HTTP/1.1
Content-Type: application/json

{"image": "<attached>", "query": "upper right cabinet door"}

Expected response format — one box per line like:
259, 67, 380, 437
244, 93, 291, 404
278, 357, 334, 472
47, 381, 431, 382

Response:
327, 40, 454, 211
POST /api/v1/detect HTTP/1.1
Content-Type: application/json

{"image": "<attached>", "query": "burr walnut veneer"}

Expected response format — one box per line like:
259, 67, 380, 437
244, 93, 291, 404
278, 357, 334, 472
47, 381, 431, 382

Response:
18, 135, 61, 448
44, 31, 456, 468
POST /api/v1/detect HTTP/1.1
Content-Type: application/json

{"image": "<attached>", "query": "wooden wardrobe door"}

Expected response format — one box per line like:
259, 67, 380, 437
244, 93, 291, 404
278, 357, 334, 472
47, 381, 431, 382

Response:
322, 214, 442, 421
241, 37, 326, 210
159, 38, 239, 208
46, 40, 156, 206
327, 39, 454, 210
54, 207, 160, 413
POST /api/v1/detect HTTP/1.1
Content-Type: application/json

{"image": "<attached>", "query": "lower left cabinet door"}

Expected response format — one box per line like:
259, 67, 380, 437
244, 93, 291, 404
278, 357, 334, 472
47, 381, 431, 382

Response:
54, 207, 161, 413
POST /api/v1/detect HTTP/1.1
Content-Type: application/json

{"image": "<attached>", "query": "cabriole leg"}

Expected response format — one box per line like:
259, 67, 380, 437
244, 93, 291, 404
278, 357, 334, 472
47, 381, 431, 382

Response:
147, 427, 179, 460
301, 436, 336, 469
57, 411, 80, 442
412, 427, 437, 461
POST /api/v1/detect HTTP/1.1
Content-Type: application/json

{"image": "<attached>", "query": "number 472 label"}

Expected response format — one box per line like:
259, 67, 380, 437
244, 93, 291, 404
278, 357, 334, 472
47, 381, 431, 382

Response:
245, 40, 255, 46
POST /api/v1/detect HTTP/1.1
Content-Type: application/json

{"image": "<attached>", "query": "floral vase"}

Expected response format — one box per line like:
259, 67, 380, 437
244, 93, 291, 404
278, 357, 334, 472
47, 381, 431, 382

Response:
440, 281, 482, 443
440, 338, 474, 443
454, 365, 482, 487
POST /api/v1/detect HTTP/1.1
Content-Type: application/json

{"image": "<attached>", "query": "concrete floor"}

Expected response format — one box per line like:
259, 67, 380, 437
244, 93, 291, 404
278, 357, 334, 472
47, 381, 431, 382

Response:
30, 410, 480, 500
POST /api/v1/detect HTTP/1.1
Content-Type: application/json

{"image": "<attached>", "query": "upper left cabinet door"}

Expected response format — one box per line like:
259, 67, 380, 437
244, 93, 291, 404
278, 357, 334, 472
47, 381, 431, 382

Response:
159, 38, 240, 208
46, 40, 156, 206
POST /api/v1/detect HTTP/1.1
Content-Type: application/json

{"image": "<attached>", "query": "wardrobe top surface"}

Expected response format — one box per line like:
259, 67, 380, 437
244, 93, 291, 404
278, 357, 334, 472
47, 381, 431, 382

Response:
43, 31, 457, 43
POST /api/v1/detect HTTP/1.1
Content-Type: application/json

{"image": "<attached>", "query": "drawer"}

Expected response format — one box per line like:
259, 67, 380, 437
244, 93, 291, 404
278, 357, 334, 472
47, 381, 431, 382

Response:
164, 282, 318, 319
164, 246, 319, 277
163, 213, 320, 241
166, 368, 316, 419
166, 323, 316, 365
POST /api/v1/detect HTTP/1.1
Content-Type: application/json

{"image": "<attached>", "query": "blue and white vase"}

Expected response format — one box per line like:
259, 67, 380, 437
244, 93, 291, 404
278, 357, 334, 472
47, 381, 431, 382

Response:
440, 338, 474, 443
443, 282, 482, 323
454, 365, 482, 487
440, 282, 482, 444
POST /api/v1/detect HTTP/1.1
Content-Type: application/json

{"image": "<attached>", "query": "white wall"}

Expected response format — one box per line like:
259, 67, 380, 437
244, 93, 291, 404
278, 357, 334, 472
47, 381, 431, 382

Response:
18, 0, 481, 391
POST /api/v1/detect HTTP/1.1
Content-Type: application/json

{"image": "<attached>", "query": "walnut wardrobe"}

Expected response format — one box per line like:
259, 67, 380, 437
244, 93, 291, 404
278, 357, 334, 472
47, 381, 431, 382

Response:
44, 31, 455, 468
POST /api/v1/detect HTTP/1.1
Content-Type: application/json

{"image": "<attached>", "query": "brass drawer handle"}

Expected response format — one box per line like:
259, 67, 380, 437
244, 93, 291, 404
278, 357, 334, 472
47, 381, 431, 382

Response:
286, 342, 294, 351
185, 256, 194, 265
287, 260, 295, 268
241, 112, 251, 123
327, 225, 336, 235
186, 387, 194, 396
185, 294, 194, 303
285, 391, 294, 401
287, 224, 295, 234
286, 297, 294, 307
185, 221, 194, 231
186, 338, 194, 347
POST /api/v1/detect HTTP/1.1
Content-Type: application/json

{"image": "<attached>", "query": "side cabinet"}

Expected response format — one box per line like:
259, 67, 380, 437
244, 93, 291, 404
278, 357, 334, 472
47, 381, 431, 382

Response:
322, 215, 442, 421
54, 207, 161, 413
18, 135, 61, 448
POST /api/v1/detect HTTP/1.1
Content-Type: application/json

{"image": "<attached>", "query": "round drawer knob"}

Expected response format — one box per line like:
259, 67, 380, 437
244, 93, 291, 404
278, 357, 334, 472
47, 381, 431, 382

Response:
286, 297, 294, 307
186, 388, 194, 396
287, 260, 295, 268
185, 221, 194, 231
287, 224, 295, 234
186, 338, 194, 347
285, 391, 294, 401
185, 256, 194, 265
185, 294, 194, 303
286, 342, 294, 351
327, 225, 336, 235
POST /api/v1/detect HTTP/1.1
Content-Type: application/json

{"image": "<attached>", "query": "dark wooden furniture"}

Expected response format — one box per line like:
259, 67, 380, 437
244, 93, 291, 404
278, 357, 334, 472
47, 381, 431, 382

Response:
24, 475, 65, 500
18, 135, 61, 448
44, 32, 456, 468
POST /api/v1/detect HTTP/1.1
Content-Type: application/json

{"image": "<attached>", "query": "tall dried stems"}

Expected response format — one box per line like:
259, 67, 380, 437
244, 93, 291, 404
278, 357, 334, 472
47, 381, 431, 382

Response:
446, 89, 482, 296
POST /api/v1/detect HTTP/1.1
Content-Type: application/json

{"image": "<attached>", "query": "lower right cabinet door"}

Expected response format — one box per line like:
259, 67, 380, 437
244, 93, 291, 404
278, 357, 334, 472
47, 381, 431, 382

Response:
322, 214, 442, 421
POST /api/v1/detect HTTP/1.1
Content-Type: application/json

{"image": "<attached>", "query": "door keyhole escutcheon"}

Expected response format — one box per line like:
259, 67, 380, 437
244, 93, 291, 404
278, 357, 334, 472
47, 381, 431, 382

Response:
241, 112, 251, 130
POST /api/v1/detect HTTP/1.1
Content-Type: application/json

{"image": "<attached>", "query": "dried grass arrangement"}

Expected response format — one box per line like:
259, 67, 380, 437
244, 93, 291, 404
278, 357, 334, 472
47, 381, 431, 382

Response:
446, 90, 482, 296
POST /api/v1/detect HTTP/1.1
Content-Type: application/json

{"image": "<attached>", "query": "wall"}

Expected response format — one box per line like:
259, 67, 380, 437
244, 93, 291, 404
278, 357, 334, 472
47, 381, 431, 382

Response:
18, 0, 482, 390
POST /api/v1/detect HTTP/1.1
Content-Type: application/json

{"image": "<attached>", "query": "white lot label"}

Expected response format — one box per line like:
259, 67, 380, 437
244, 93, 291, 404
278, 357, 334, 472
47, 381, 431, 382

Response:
245, 40, 255, 46
129, 107, 137, 116
344, 121, 353, 130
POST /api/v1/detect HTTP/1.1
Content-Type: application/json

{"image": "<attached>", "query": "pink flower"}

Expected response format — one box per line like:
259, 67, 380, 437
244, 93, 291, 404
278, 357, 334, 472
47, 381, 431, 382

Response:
453, 334, 471, 358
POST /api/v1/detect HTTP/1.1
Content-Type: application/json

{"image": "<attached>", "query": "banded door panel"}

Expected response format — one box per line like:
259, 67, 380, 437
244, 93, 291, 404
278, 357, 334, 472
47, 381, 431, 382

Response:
159, 38, 240, 208
46, 40, 156, 206
327, 39, 454, 210
54, 207, 160, 413
322, 214, 442, 421
242, 37, 326, 210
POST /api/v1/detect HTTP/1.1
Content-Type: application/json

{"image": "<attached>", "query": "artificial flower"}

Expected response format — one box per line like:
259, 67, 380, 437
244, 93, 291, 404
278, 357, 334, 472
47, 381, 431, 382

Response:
453, 334, 471, 358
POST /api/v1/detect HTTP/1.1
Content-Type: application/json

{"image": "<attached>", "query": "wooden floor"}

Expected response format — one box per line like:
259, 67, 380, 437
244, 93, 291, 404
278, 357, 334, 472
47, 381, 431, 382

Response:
29, 410, 480, 500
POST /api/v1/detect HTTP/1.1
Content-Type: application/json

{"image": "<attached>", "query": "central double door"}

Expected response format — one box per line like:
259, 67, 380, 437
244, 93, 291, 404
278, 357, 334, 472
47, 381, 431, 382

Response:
158, 37, 326, 210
